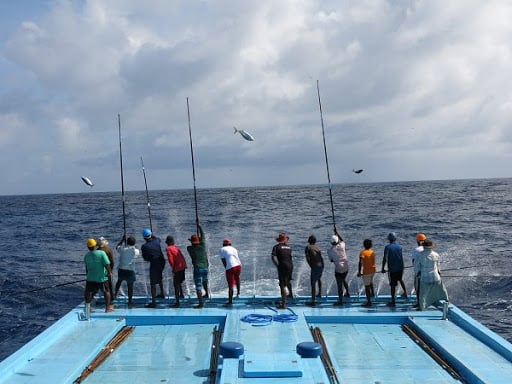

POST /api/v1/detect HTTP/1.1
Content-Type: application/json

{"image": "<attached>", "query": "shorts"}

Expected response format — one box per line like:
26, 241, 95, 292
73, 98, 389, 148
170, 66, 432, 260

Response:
389, 270, 404, 287
85, 281, 109, 300
277, 263, 293, 288
117, 268, 136, 284
310, 266, 324, 285
193, 268, 209, 291
149, 258, 165, 285
362, 273, 375, 286
173, 270, 186, 285
226, 265, 241, 287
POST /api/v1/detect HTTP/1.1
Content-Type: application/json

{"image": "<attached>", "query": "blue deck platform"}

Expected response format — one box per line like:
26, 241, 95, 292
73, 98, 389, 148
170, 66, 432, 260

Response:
1, 296, 511, 383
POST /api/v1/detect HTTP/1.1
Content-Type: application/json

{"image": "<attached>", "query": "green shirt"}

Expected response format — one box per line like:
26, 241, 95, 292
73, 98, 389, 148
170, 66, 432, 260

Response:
187, 225, 209, 269
84, 249, 110, 283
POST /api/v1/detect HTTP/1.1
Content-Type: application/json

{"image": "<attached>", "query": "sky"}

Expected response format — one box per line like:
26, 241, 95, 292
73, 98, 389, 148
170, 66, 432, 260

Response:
1, 0, 511, 195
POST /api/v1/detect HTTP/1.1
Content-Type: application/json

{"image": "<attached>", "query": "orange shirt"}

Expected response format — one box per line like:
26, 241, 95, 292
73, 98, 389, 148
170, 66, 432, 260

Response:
359, 249, 376, 275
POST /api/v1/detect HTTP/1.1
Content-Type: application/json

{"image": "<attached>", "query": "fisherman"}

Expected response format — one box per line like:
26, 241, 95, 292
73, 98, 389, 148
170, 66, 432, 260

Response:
415, 238, 448, 310
141, 228, 166, 308
412, 233, 427, 308
305, 235, 324, 306
84, 238, 113, 314
381, 232, 407, 307
187, 219, 209, 309
114, 235, 140, 309
218, 238, 242, 306
328, 229, 350, 306
165, 235, 187, 308
271, 232, 293, 309
98, 236, 114, 299
358, 239, 376, 307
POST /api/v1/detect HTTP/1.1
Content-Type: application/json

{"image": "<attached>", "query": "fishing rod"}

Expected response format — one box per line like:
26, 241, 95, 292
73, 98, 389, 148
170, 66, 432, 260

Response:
20, 278, 86, 294
118, 114, 127, 246
316, 80, 337, 231
140, 156, 153, 231
187, 97, 199, 235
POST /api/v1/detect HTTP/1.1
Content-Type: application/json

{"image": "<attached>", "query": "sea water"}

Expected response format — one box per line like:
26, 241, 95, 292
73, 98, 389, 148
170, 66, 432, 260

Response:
0, 178, 511, 361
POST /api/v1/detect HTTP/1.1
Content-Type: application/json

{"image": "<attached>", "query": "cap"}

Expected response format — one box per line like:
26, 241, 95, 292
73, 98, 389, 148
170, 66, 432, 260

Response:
423, 238, 434, 248
223, 238, 231, 246
142, 228, 152, 239
387, 232, 397, 242
87, 238, 97, 248
98, 236, 108, 247
308, 235, 316, 244
165, 235, 174, 245
330, 235, 339, 244
416, 233, 427, 242
276, 232, 289, 242
189, 234, 200, 245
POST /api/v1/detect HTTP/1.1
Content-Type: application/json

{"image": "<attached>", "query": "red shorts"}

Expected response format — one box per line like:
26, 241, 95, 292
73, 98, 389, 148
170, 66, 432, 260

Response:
225, 265, 241, 287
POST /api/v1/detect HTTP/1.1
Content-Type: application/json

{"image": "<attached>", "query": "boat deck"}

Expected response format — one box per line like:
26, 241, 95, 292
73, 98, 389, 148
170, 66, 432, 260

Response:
1, 296, 511, 383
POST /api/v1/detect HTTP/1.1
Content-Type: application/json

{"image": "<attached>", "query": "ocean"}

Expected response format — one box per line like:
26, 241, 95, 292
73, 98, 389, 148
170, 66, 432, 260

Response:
0, 178, 511, 361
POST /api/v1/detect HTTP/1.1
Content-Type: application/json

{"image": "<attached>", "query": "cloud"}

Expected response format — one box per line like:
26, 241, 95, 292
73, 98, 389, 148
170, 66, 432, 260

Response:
1, 0, 511, 195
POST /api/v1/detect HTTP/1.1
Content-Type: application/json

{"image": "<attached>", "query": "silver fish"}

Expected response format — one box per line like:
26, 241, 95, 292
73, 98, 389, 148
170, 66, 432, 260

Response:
233, 126, 255, 141
81, 176, 94, 187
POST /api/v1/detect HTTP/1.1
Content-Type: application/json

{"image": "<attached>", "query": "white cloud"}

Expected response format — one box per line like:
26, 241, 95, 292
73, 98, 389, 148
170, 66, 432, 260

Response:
0, 0, 511, 195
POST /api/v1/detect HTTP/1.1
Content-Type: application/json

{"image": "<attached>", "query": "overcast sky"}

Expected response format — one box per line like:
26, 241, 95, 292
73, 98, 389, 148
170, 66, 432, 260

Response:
1, 0, 511, 195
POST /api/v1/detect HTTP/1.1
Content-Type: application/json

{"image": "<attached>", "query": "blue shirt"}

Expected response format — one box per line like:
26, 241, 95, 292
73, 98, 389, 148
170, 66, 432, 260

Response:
383, 242, 404, 273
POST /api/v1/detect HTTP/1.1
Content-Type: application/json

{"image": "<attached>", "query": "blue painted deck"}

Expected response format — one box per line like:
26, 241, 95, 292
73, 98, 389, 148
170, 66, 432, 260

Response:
0, 296, 511, 383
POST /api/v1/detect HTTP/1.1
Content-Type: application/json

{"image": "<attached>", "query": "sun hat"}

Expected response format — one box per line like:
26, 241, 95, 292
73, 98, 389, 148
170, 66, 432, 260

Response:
223, 238, 232, 246
276, 233, 289, 242
416, 233, 427, 242
87, 238, 97, 248
189, 234, 200, 245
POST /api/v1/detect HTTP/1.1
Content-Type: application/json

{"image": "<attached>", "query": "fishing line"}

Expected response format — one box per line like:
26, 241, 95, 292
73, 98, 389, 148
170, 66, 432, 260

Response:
118, 114, 127, 245
316, 80, 336, 231
140, 156, 153, 231
20, 279, 86, 294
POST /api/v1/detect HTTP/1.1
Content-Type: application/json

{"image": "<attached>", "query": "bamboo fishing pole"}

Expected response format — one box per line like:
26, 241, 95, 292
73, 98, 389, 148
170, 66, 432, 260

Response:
316, 80, 337, 232
187, 97, 200, 235
140, 156, 153, 231
118, 114, 127, 246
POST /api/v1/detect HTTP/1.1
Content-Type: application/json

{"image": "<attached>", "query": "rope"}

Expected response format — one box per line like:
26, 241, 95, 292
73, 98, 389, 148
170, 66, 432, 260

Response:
241, 314, 273, 326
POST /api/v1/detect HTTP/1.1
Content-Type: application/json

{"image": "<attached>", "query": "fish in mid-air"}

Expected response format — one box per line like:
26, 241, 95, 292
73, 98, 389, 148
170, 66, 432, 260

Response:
233, 126, 255, 141
352, 169, 364, 174
81, 176, 94, 187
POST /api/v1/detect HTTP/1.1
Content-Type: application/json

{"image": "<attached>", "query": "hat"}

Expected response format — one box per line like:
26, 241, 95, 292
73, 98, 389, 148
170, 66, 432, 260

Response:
98, 236, 108, 247
330, 235, 339, 245
387, 232, 397, 242
86, 238, 97, 248
423, 238, 434, 248
416, 233, 427, 242
165, 235, 174, 245
223, 238, 231, 246
276, 232, 289, 242
142, 228, 152, 239
189, 234, 200, 245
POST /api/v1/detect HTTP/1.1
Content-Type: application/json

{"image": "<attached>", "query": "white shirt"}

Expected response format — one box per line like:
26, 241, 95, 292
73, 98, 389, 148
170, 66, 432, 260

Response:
219, 245, 241, 270
117, 246, 140, 271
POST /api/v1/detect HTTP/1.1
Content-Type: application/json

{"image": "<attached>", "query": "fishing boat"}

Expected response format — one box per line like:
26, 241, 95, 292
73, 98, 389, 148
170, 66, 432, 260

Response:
0, 294, 511, 383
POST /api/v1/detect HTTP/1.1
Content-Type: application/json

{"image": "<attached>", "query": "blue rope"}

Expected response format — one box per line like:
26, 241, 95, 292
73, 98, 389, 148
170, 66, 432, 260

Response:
273, 308, 298, 323
241, 313, 273, 326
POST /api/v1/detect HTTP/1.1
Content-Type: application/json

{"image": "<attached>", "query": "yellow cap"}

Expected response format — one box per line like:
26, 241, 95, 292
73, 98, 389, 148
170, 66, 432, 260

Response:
87, 238, 97, 248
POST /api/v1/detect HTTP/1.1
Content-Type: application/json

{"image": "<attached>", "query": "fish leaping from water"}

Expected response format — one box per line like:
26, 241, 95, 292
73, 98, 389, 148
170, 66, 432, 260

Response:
352, 169, 364, 174
81, 176, 94, 187
233, 126, 255, 141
